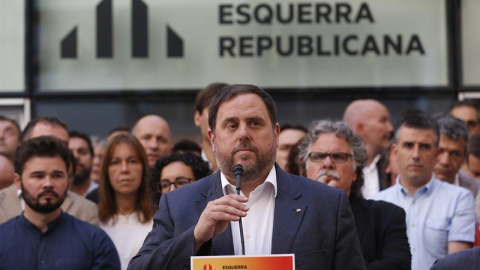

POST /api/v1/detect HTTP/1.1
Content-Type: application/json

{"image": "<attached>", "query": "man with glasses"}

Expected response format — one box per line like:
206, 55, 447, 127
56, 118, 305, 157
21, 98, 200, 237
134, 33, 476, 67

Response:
298, 120, 411, 269
372, 111, 475, 270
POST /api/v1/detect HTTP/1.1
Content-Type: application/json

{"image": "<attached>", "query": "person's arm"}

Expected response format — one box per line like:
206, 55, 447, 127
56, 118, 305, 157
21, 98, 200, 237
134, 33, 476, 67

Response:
128, 193, 248, 270
366, 205, 411, 270
448, 190, 476, 253
334, 192, 366, 270
447, 241, 472, 254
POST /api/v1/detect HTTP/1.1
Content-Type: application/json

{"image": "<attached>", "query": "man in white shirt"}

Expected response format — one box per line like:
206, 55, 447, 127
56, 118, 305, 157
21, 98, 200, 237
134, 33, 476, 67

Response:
129, 84, 365, 270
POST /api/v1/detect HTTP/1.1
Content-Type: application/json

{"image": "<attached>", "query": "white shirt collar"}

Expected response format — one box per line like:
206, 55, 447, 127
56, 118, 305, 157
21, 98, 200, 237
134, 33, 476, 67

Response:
220, 165, 278, 198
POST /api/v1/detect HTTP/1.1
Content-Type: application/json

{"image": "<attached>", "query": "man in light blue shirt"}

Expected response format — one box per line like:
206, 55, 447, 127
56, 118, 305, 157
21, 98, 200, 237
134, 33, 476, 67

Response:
371, 111, 475, 270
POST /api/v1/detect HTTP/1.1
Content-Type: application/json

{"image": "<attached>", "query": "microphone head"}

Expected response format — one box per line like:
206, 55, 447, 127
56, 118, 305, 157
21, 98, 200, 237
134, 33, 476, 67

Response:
234, 164, 244, 176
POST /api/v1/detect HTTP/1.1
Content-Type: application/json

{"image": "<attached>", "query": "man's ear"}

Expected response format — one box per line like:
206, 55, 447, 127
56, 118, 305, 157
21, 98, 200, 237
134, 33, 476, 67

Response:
355, 121, 366, 136
194, 111, 201, 127
13, 173, 21, 190
274, 123, 280, 146
208, 129, 215, 151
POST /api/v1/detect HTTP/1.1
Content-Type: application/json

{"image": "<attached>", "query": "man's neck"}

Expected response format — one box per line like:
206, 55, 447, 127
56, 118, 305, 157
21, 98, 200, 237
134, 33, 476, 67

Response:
399, 175, 431, 196
201, 139, 218, 171
365, 144, 379, 166
70, 179, 91, 196
23, 207, 62, 233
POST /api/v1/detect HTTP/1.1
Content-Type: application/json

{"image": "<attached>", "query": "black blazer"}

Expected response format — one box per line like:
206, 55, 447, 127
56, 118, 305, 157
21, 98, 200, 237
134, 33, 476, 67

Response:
350, 196, 411, 270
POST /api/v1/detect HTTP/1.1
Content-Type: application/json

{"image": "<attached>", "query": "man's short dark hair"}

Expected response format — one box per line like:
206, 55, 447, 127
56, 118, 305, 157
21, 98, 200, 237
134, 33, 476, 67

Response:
0, 115, 21, 140
15, 136, 70, 175
394, 110, 439, 146
69, 131, 94, 156
208, 84, 277, 132
21, 116, 68, 142
436, 114, 469, 142
280, 123, 308, 133
194, 83, 229, 115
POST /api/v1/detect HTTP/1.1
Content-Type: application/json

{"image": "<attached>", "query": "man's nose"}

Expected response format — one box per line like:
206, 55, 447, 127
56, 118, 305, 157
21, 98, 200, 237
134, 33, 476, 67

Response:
322, 155, 335, 168
238, 124, 251, 140
148, 138, 158, 149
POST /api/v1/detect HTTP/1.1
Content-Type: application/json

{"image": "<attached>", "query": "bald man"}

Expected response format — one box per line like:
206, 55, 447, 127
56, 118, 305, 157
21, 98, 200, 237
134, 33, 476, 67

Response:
132, 115, 172, 167
344, 99, 394, 198
0, 155, 14, 190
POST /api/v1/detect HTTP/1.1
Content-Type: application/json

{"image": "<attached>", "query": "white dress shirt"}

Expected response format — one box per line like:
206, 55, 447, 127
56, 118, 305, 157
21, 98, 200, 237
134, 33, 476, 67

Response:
362, 154, 381, 199
221, 166, 277, 255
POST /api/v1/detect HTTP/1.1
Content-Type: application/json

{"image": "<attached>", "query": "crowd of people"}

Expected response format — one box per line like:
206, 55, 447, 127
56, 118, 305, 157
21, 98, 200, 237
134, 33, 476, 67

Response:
0, 83, 480, 269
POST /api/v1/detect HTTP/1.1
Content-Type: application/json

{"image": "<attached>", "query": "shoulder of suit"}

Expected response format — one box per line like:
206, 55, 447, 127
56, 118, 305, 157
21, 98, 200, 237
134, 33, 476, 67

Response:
66, 191, 98, 209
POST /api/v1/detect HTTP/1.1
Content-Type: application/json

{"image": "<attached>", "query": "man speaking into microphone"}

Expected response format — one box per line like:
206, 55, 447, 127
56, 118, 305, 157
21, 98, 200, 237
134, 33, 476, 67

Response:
128, 84, 365, 270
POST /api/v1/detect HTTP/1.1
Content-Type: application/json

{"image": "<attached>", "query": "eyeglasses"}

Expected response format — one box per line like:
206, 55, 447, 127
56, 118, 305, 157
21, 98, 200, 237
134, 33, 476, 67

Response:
308, 152, 352, 164
157, 177, 193, 193
466, 120, 478, 129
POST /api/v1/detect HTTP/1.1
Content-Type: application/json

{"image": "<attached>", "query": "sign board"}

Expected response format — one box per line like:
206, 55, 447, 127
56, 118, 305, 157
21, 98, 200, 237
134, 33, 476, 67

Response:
461, 0, 480, 87
191, 254, 295, 270
38, 0, 449, 91
0, 0, 25, 92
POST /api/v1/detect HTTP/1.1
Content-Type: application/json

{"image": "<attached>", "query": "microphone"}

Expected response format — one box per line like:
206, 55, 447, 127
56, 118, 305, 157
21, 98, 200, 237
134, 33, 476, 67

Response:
234, 164, 245, 255
234, 164, 244, 193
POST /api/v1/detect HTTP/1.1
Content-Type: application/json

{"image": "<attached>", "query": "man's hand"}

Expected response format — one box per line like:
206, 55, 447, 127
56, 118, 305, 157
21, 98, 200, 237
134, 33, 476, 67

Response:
194, 194, 249, 253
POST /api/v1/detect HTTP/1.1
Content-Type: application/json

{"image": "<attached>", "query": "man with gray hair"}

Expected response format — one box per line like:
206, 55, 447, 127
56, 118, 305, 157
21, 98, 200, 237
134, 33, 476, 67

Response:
372, 111, 475, 270
298, 120, 410, 269
433, 114, 480, 200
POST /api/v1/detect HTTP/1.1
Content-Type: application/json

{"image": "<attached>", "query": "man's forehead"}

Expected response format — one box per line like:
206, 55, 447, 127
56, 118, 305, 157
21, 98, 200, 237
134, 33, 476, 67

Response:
397, 127, 435, 141
312, 133, 351, 150
439, 135, 466, 148
218, 95, 270, 119
32, 123, 69, 141
23, 155, 67, 171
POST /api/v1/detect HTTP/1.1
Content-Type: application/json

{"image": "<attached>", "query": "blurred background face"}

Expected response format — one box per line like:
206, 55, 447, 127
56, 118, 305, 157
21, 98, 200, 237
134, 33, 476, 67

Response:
305, 133, 357, 196
451, 106, 480, 136
276, 129, 306, 171
68, 137, 93, 185
90, 144, 106, 184
0, 120, 20, 160
108, 143, 143, 197
133, 116, 172, 168
468, 154, 480, 179
361, 103, 394, 153
30, 123, 69, 142
159, 161, 195, 194
433, 135, 466, 183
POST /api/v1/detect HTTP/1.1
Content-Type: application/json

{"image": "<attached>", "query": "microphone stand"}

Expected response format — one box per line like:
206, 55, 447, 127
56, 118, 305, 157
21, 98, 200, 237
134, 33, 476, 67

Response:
234, 164, 246, 255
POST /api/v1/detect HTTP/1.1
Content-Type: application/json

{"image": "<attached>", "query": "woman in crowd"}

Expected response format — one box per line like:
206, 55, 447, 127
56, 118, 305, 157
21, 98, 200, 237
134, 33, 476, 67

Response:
151, 151, 211, 205
98, 134, 155, 270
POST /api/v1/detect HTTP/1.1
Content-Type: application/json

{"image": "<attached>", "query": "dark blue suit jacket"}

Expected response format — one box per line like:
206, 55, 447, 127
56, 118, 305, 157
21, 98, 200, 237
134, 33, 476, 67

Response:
128, 166, 365, 270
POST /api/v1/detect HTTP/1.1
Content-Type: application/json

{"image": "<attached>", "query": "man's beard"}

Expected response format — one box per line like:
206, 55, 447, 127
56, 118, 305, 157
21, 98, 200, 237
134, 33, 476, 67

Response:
73, 166, 91, 186
21, 185, 67, 214
214, 139, 277, 182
